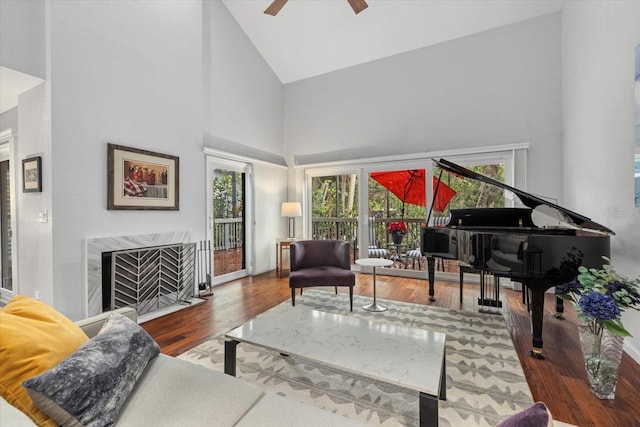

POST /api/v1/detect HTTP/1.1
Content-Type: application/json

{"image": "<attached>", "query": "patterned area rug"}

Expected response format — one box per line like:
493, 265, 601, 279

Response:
177, 291, 533, 426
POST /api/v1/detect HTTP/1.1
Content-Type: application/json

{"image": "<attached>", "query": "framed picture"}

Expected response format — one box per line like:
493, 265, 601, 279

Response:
107, 143, 179, 210
22, 156, 42, 193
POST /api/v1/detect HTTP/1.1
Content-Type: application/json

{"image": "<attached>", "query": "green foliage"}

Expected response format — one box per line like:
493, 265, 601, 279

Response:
213, 169, 243, 218
435, 164, 505, 216
559, 257, 640, 337
311, 175, 358, 218
311, 164, 505, 220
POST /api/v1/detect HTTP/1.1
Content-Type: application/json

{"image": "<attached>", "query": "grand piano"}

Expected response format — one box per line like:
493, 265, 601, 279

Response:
421, 158, 614, 359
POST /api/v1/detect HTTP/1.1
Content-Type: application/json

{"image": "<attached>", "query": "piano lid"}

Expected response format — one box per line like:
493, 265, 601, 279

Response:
433, 158, 615, 235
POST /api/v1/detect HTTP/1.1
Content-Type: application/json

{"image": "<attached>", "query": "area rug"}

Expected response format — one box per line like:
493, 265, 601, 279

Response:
177, 291, 533, 426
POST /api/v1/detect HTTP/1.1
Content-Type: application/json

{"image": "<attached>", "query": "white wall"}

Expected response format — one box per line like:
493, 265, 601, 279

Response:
3, 0, 289, 320
0, 107, 18, 132
17, 83, 53, 304
0, 0, 46, 79
203, 0, 289, 252
46, 0, 204, 319
284, 13, 563, 203
203, 0, 285, 156
562, 1, 640, 362
252, 163, 288, 273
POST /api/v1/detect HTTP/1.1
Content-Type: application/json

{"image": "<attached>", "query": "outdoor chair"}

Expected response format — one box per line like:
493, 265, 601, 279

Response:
353, 217, 389, 259
289, 240, 356, 311
406, 247, 424, 269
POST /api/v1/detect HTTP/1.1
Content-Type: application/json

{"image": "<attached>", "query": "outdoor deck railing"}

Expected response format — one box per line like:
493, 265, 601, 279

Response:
213, 218, 424, 251
213, 216, 457, 272
311, 217, 426, 250
214, 216, 432, 251
213, 218, 243, 251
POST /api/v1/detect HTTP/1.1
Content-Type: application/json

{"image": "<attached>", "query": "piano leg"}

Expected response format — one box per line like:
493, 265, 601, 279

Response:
427, 256, 436, 302
529, 288, 546, 359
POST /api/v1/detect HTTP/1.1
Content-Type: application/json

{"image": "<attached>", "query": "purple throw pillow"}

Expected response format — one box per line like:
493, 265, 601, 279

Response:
497, 402, 554, 427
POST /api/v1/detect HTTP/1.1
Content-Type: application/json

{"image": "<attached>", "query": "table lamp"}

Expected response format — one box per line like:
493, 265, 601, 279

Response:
281, 202, 302, 239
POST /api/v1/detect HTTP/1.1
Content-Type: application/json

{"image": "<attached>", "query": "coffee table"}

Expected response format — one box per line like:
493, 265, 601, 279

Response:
355, 257, 394, 312
224, 305, 447, 426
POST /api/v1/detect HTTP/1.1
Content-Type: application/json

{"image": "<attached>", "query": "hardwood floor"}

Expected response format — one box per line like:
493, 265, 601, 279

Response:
142, 271, 640, 427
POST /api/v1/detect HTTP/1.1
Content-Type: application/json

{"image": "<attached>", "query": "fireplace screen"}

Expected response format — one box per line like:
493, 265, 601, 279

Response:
110, 243, 196, 315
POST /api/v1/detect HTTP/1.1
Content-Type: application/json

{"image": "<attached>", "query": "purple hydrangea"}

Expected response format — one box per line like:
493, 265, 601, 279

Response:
556, 279, 583, 296
579, 291, 620, 321
604, 280, 640, 307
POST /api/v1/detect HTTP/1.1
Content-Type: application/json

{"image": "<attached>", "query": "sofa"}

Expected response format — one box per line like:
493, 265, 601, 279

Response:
0, 296, 364, 427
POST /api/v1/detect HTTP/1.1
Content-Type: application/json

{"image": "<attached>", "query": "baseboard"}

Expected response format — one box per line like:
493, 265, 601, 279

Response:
138, 297, 205, 323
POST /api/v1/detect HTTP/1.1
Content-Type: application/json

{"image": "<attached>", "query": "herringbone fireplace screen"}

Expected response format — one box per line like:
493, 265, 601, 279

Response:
110, 243, 196, 315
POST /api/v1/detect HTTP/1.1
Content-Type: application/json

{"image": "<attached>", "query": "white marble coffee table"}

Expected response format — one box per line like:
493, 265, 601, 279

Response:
224, 305, 447, 426
355, 257, 394, 312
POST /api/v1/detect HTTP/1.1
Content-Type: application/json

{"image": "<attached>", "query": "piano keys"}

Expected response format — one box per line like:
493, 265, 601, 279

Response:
421, 158, 613, 359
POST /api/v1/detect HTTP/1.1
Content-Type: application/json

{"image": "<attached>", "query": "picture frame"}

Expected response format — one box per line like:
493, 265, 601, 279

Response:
107, 143, 179, 210
22, 156, 42, 193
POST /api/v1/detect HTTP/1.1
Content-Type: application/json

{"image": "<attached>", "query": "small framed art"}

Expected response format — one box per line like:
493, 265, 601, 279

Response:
22, 156, 42, 193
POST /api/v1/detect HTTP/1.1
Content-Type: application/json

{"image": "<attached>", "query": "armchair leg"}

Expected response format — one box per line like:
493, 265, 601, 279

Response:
334, 286, 338, 294
291, 288, 296, 306
349, 287, 353, 311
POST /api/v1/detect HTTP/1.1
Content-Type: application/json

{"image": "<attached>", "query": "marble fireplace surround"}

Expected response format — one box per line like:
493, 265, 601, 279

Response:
86, 231, 191, 317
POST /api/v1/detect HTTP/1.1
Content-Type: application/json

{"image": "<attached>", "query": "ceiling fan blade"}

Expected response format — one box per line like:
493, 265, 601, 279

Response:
347, 0, 368, 14
264, 0, 288, 16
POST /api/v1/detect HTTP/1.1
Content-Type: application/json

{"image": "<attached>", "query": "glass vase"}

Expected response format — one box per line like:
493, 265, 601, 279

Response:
578, 324, 624, 399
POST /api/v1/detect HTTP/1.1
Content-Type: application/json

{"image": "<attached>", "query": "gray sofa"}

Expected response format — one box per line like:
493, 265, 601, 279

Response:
1, 307, 364, 427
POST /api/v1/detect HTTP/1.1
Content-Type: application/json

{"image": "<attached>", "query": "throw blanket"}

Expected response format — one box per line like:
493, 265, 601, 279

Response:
124, 177, 147, 197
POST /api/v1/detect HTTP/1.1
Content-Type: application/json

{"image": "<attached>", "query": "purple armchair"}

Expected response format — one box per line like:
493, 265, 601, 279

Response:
289, 240, 356, 311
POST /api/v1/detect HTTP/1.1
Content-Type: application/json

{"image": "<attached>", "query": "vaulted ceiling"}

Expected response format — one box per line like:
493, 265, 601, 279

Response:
1, 1, 564, 114
222, 0, 563, 84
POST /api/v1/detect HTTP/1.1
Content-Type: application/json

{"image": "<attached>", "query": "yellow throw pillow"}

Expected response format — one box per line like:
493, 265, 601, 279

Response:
0, 295, 89, 427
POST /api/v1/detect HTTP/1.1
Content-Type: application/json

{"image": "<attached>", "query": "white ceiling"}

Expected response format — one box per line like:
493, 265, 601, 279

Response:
222, 0, 563, 83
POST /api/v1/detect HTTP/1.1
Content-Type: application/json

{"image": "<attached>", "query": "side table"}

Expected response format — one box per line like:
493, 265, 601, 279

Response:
355, 258, 394, 312
276, 238, 295, 277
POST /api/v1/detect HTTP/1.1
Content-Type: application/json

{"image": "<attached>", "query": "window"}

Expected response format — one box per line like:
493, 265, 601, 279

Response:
0, 131, 16, 303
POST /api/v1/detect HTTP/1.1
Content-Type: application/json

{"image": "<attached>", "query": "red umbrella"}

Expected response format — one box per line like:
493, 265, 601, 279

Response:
370, 169, 456, 216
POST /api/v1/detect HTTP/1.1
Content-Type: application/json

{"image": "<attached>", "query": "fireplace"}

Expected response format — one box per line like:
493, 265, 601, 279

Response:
86, 231, 191, 317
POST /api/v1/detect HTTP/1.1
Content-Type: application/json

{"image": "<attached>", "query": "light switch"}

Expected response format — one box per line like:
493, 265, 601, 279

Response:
38, 210, 48, 223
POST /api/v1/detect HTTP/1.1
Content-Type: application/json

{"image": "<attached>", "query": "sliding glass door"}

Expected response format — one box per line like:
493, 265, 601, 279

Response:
305, 152, 516, 278
206, 156, 253, 285
310, 170, 359, 263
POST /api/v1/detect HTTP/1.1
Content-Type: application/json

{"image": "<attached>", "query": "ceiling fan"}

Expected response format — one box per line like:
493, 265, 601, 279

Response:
264, 0, 368, 16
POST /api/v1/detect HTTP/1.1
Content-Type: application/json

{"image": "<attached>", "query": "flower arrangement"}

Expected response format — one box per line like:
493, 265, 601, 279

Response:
556, 257, 640, 337
556, 257, 640, 399
387, 221, 407, 234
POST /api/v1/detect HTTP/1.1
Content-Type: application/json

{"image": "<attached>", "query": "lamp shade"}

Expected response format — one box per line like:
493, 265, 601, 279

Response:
281, 202, 302, 217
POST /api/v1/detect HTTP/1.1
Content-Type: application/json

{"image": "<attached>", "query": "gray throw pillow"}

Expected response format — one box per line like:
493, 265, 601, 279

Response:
22, 312, 160, 427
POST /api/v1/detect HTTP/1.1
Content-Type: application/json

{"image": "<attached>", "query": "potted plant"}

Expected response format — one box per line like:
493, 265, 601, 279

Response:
556, 257, 640, 399
387, 221, 407, 244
